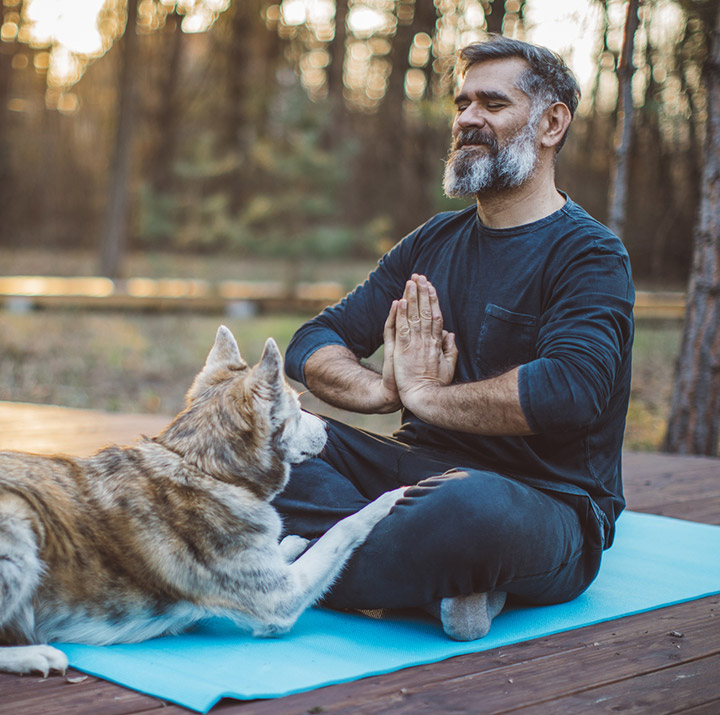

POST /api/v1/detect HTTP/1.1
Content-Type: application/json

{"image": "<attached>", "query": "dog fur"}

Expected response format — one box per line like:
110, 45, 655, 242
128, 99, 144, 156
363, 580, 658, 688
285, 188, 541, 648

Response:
0, 326, 404, 676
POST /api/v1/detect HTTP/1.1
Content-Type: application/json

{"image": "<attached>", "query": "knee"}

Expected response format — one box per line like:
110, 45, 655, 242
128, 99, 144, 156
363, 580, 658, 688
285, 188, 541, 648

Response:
402, 470, 543, 553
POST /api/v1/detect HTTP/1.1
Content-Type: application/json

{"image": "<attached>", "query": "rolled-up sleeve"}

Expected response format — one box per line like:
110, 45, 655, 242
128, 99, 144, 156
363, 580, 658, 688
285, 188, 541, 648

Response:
284, 324, 348, 384
518, 247, 634, 433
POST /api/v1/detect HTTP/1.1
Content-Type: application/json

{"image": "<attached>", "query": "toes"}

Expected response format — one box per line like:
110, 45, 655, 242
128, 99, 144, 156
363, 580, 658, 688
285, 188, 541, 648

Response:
0, 645, 69, 677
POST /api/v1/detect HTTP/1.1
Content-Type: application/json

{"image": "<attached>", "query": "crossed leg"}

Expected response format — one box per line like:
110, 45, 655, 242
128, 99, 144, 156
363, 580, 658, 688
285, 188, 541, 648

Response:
274, 418, 604, 638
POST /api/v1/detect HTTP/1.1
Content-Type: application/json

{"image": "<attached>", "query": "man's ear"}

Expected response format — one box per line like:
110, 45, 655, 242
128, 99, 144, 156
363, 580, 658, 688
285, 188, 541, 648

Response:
539, 102, 572, 150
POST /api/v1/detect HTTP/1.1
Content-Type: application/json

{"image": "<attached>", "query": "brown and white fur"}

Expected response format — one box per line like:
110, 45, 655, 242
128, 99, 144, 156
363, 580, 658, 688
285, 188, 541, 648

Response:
0, 326, 404, 676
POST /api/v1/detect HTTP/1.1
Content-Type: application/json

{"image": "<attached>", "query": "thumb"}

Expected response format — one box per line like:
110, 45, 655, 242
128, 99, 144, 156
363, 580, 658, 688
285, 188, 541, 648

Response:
443, 331, 458, 360
384, 300, 398, 349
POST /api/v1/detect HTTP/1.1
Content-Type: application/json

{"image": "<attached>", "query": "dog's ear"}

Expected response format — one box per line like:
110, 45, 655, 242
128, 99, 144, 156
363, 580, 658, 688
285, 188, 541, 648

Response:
249, 338, 285, 397
186, 326, 248, 402
205, 325, 246, 372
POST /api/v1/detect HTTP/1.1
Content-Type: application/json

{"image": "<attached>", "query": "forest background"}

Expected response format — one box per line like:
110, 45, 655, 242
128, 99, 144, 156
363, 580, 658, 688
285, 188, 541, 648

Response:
0, 0, 717, 453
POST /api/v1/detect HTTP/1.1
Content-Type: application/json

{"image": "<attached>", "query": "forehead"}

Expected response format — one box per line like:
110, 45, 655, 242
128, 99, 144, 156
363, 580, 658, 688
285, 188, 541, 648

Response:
456, 57, 531, 103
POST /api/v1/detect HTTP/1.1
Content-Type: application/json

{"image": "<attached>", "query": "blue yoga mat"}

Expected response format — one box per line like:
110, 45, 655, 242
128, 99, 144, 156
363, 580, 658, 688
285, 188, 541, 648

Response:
56, 512, 720, 713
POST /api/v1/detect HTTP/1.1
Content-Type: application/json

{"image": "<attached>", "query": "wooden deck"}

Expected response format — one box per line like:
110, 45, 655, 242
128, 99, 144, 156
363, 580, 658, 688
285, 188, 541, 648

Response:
0, 401, 718, 714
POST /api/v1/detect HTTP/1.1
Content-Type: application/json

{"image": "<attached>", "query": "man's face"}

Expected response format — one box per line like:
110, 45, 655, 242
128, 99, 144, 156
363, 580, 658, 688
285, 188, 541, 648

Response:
443, 58, 543, 198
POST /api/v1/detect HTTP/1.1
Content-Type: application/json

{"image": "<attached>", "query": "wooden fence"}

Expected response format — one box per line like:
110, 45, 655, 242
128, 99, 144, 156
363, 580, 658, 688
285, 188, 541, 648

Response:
0, 276, 685, 319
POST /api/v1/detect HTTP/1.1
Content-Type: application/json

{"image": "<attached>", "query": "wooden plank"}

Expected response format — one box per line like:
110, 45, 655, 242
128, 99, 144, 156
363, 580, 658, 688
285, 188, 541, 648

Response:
210, 596, 720, 714
632, 499, 720, 526
510, 655, 720, 714
0, 670, 178, 715
634, 291, 685, 319
673, 702, 720, 715
622, 451, 720, 479
3, 594, 712, 715
621, 452, 720, 514
0, 277, 680, 318
0, 402, 169, 456
0, 276, 345, 315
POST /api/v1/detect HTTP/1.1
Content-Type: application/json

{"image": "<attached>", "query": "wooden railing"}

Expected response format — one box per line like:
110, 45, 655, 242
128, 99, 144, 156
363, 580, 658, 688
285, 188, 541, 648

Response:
0, 276, 345, 315
0, 276, 685, 318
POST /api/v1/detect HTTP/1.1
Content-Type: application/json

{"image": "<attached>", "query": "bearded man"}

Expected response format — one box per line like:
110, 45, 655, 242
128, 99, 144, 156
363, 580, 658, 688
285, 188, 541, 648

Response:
273, 36, 635, 640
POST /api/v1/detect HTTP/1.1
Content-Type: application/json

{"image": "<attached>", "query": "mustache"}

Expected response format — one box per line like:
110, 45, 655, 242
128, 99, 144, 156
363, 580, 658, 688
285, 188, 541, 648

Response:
453, 129, 499, 152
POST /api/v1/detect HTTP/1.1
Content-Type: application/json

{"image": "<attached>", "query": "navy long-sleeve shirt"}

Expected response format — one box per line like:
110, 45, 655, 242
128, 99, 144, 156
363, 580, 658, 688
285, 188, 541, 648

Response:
285, 197, 635, 545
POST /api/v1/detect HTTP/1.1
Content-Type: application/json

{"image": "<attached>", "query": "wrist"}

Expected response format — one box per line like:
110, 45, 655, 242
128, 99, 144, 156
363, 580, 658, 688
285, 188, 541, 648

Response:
399, 381, 441, 417
375, 379, 402, 414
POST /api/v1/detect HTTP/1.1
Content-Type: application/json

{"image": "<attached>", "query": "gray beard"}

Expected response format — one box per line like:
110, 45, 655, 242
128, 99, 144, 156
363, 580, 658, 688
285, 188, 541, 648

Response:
442, 121, 540, 198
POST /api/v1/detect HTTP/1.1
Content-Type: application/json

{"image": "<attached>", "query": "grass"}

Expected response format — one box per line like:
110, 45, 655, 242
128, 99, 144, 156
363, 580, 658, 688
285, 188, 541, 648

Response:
0, 308, 681, 451
0, 246, 689, 451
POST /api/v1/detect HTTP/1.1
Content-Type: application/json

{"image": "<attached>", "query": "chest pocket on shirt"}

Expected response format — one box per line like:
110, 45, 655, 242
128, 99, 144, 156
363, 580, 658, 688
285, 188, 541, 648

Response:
476, 304, 538, 376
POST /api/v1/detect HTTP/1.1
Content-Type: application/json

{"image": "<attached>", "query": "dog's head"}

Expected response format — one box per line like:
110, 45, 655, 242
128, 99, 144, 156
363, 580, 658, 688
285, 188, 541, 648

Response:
158, 326, 326, 497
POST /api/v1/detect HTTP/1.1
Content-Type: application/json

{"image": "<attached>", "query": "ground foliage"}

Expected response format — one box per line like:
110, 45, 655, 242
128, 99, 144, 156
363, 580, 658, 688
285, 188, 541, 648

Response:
0, 248, 684, 452
0, 308, 681, 452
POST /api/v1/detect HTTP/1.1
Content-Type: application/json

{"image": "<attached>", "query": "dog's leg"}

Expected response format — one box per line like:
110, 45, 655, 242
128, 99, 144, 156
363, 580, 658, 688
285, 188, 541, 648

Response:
251, 487, 405, 635
279, 535, 309, 563
0, 497, 68, 676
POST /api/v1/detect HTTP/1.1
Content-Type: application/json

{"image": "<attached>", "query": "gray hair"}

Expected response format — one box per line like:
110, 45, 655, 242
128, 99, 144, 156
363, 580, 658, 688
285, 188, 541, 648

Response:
456, 36, 581, 149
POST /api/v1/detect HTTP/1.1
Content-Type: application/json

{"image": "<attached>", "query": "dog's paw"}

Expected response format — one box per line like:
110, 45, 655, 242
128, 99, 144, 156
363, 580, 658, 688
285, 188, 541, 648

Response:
279, 534, 310, 562
359, 487, 407, 523
0, 645, 68, 677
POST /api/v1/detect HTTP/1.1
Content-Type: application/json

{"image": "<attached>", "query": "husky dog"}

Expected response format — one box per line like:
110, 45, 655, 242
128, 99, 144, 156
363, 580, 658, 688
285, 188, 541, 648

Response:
0, 326, 404, 677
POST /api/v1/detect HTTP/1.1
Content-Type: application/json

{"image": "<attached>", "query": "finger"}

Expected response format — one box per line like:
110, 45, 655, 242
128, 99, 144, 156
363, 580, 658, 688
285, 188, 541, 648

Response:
428, 282, 444, 341
402, 278, 414, 300
384, 300, 398, 349
403, 279, 420, 325
396, 298, 411, 341
443, 331, 459, 364
416, 275, 433, 336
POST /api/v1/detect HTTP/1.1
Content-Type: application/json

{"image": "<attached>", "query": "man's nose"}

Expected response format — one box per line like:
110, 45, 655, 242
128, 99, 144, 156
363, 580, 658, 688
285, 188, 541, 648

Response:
455, 105, 487, 132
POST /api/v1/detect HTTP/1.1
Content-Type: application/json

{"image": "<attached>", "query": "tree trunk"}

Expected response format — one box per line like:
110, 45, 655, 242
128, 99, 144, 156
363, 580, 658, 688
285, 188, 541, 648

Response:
150, 11, 184, 194
662, 4, 720, 456
99, 0, 140, 278
373, 0, 418, 236
483, 0, 506, 35
0, 0, 18, 237
224, 0, 279, 211
607, 0, 640, 239
322, 0, 349, 148
327, 0, 349, 103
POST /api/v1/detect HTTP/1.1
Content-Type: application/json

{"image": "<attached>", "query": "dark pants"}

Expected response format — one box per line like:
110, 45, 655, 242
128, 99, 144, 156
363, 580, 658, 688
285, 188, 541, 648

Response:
273, 417, 605, 611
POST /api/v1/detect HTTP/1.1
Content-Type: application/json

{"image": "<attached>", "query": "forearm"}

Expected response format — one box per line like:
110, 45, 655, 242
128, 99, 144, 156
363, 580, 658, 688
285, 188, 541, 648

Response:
400, 366, 533, 436
304, 345, 401, 414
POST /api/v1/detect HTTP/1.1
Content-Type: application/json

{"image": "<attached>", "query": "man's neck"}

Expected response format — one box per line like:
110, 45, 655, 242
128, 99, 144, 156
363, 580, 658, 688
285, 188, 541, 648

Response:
475, 173, 566, 229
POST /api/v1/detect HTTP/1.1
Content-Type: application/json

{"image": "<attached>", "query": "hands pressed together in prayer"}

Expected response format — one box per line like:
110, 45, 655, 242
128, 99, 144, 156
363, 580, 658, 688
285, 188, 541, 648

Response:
304, 271, 528, 433
380, 274, 459, 414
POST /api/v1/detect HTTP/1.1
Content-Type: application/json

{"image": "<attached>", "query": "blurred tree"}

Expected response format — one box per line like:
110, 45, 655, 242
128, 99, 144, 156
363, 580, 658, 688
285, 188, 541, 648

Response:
222, 0, 282, 212
483, 0, 506, 35
663, 1, 720, 456
373, 0, 438, 237
0, 0, 14, 228
323, 0, 349, 146
607, 0, 640, 239
100, 0, 140, 278
147, 6, 185, 196
0, 0, 21, 232
0, 0, 709, 295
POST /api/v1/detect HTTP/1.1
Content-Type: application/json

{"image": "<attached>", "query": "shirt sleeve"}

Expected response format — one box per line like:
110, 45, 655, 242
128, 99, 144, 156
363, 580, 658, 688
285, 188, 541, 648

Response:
284, 234, 415, 385
518, 245, 634, 432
